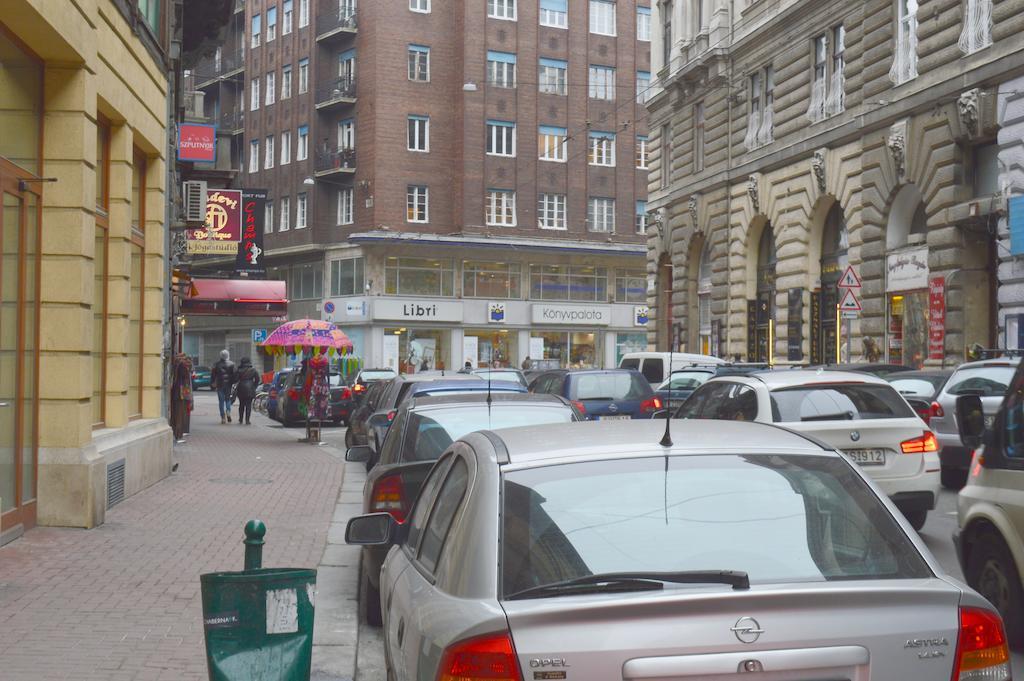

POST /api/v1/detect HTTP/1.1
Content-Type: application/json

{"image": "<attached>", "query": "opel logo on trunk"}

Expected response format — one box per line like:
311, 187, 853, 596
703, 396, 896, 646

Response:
731, 616, 765, 644
850, 430, 861, 442
608, 403, 619, 413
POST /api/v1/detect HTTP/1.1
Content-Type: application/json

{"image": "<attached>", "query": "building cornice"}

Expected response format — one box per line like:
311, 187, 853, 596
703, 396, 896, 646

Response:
347, 231, 646, 258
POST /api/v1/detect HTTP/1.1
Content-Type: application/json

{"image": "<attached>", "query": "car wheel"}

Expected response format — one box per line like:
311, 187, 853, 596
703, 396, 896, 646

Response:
362, 570, 383, 627
903, 509, 927, 532
967, 531, 1024, 647
941, 466, 968, 489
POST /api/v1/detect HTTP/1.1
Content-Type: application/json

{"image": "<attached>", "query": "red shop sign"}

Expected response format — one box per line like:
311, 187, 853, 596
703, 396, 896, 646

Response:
928, 276, 946, 360
177, 123, 216, 162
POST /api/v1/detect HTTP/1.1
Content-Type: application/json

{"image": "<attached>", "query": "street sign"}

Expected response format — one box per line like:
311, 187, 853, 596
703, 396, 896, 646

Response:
252, 328, 268, 344
838, 265, 862, 289
841, 311, 859, 320
838, 288, 862, 313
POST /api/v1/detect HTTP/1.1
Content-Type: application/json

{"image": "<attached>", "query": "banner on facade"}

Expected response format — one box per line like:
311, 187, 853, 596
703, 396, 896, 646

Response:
236, 190, 267, 275
928, 276, 946, 360
787, 289, 804, 362
1010, 196, 1024, 255
177, 123, 216, 162
187, 189, 243, 254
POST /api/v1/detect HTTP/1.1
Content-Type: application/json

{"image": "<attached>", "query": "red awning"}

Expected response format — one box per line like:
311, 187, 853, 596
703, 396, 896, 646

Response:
180, 278, 289, 316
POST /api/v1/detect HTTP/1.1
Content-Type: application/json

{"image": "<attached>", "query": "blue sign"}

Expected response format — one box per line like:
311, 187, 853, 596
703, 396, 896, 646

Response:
252, 328, 268, 344
324, 301, 336, 314
1011, 196, 1024, 256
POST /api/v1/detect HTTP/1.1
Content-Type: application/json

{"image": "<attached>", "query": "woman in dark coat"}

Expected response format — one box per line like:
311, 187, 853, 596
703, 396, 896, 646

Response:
235, 357, 261, 425
170, 353, 193, 442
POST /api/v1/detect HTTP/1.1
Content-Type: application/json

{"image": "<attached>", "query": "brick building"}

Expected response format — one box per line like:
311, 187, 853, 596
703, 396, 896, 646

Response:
186, 0, 653, 372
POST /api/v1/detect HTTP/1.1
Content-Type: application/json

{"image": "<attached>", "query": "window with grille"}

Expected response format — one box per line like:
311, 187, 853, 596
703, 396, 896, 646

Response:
487, 120, 516, 156
588, 131, 616, 166
588, 197, 616, 232
486, 190, 517, 226
538, 193, 567, 229
539, 126, 567, 161
959, 0, 993, 54
889, 0, 918, 85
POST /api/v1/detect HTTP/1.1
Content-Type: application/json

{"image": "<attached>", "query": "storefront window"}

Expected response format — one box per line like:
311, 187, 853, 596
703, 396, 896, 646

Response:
530, 264, 608, 301
531, 331, 601, 368
330, 257, 364, 296
385, 257, 454, 297
383, 327, 449, 373
462, 260, 521, 299
698, 243, 713, 354
291, 262, 324, 300
889, 292, 928, 368
616, 332, 647, 366
463, 328, 518, 368
0, 31, 42, 174
615, 269, 647, 303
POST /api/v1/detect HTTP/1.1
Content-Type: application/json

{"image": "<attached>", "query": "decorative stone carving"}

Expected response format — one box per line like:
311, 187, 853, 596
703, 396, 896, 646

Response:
887, 122, 906, 179
958, 88, 980, 138
747, 175, 760, 214
688, 194, 699, 229
811, 149, 827, 194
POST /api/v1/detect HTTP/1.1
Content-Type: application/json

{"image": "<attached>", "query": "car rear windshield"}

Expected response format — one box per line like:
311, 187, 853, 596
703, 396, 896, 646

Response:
572, 373, 652, 401
945, 365, 1016, 397
361, 370, 397, 381
770, 384, 914, 422
403, 406, 574, 462
620, 358, 640, 370
500, 454, 930, 597
662, 371, 713, 391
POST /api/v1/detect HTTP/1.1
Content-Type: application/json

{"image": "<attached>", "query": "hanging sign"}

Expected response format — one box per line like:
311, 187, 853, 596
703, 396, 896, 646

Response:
177, 123, 216, 162
928, 276, 946, 360
235, 189, 267, 275
839, 288, 862, 314
838, 265, 862, 289
187, 189, 243, 254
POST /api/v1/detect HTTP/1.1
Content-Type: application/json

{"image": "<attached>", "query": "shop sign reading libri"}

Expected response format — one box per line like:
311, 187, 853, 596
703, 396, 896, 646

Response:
187, 189, 243, 255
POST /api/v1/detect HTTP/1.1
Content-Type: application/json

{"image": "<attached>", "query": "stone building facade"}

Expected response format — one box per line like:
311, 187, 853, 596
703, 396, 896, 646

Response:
646, 0, 1024, 367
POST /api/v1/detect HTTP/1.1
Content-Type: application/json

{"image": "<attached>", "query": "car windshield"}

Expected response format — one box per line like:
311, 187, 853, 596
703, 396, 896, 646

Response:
572, 373, 652, 400
660, 371, 713, 391
500, 454, 930, 598
403, 406, 574, 462
946, 365, 1016, 397
770, 384, 914, 422
360, 370, 397, 381
887, 377, 943, 397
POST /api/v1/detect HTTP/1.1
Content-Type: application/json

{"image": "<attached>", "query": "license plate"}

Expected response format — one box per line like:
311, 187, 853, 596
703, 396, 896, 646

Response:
985, 415, 995, 428
845, 449, 886, 466
598, 415, 631, 421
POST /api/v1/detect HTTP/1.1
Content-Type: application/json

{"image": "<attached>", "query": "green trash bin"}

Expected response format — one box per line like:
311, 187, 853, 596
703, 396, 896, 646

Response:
200, 521, 317, 681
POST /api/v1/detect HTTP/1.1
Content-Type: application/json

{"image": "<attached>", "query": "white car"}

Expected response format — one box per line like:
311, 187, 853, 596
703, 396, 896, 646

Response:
675, 369, 940, 530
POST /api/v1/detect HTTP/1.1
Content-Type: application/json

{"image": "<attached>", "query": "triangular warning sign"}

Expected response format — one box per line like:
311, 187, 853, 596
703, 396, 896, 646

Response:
839, 288, 862, 312
838, 265, 862, 288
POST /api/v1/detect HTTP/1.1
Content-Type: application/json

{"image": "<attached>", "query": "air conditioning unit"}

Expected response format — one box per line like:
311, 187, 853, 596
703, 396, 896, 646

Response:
183, 181, 207, 223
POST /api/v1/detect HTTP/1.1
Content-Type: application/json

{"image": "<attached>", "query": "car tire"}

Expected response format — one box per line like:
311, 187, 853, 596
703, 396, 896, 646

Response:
941, 466, 968, 490
903, 509, 927, 532
967, 531, 1024, 648
363, 570, 383, 627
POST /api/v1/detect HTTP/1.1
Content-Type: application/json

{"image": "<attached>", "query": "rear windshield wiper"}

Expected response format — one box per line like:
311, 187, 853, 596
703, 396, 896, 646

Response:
800, 411, 854, 422
505, 570, 749, 601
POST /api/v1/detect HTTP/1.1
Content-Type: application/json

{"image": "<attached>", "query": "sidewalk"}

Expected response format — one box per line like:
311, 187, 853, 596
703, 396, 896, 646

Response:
0, 394, 346, 681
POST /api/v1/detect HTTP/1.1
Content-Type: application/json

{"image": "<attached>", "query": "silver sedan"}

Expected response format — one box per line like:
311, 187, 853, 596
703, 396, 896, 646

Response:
347, 419, 1012, 681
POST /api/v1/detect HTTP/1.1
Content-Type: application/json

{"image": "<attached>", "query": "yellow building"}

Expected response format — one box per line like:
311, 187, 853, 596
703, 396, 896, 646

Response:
1, 0, 171, 542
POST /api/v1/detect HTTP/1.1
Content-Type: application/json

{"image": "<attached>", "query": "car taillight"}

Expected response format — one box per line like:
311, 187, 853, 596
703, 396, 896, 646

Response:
191, 372, 197, 379
640, 396, 663, 413
901, 431, 939, 454
571, 400, 586, 415
931, 401, 945, 419
387, 410, 397, 422
370, 474, 406, 523
952, 607, 1010, 681
340, 387, 352, 400
287, 388, 299, 400
437, 631, 522, 681
354, 383, 366, 393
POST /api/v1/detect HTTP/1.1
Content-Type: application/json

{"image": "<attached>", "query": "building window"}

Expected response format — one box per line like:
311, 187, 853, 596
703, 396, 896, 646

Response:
407, 185, 429, 222
616, 269, 647, 303
265, 135, 274, 169
297, 125, 309, 160
251, 13, 261, 48
299, 0, 309, 27
636, 135, 649, 169
530, 264, 608, 302
488, 0, 517, 20
808, 28, 844, 123
408, 115, 429, 152
463, 260, 521, 298
588, 197, 615, 232
298, 58, 309, 94
890, 0, 918, 85
128, 150, 146, 418
485, 189, 517, 226
290, 262, 324, 300
94, 119, 110, 426
279, 196, 291, 231
636, 71, 651, 103
410, 0, 430, 13
539, 126, 567, 162
330, 257, 364, 296
659, 123, 672, 188
746, 66, 774, 149
385, 257, 454, 296
960, 0, 993, 54
635, 201, 648, 234
137, 0, 161, 33
637, 5, 651, 40
265, 71, 275, 106
540, 0, 568, 28
828, 26, 844, 115
281, 130, 291, 165
662, 1, 673, 67
249, 139, 259, 173
486, 120, 516, 156
338, 118, 355, 150
282, 64, 293, 99
590, 0, 617, 35
408, 44, 430, 81
539, 58, 568, 95
250, 77, 260, 110
588, 65, 615, 99
538, 193, 567, 229
283, 0, 293, 34
693, 102, 705, 172
337, 188, 354, 225
487, 51, 517, 88
297, 193, 308, 229
265, 199, 274, 234
267, 5, 277, 41
588, 131, 616, 166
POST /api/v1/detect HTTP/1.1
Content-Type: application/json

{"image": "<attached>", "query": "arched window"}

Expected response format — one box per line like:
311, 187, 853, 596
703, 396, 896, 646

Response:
751, 225, 776, 362
815, 203, 849, 364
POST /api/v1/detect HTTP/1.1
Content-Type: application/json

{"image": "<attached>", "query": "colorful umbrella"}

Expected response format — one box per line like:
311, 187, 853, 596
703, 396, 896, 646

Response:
260, 319, 354, 357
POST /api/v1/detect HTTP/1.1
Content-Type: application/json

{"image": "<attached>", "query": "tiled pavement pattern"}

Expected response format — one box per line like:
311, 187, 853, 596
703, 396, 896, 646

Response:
0, 394, 345, 681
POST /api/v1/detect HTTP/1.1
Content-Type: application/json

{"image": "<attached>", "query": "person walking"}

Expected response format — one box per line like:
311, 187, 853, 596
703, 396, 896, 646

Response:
235, 357, 260, 425
212, 349, 237, 424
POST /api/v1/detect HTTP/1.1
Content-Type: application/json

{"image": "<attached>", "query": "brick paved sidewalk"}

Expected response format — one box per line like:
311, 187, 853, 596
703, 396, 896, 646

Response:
0, 394, 345, 681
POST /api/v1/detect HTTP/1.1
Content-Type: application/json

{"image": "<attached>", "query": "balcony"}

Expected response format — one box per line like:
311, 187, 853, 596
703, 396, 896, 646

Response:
314, 148, 356, 179
195, 48, 245, 88
317, 11, 357, 41
218, 109, 244, 134
315, 76, 357, 110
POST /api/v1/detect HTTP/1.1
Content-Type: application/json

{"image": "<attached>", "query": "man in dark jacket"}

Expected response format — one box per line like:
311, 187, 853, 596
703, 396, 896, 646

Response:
235, 357, 260, 425
212, 349, 237, 424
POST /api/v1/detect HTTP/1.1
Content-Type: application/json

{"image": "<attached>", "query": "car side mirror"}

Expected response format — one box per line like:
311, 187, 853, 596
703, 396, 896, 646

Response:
345, 445, 374, 463
956, 395, 986, 450
345, 513, 396, 546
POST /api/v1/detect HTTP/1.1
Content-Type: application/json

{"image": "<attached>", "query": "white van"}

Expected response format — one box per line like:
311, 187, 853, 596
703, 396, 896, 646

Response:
619, 351, 725, 385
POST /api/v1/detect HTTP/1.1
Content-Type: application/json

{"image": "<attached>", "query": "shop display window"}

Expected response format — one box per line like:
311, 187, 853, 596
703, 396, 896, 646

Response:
463, 329, 517, 368
888, 291, 928, 368
385, 257, 454, 297
529, 264, 608, 301
531, 331, 601, 368
384, 328, 449, 373
462, 261, 521, 298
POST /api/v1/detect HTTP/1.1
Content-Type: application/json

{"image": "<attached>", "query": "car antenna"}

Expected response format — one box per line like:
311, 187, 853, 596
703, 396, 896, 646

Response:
486, 368, 493, 427
660, 344, 674, 447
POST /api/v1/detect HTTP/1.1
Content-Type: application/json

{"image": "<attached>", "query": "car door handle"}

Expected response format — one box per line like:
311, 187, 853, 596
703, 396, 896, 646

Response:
397, 618, 405, 646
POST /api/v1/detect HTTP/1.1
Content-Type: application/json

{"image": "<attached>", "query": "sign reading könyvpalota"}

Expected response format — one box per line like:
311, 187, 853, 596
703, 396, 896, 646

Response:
187, 189, 243, 254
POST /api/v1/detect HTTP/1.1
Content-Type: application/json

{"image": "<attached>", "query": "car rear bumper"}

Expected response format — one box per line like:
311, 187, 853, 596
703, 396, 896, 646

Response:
890, 490, 936, 512
939, 445, 973, 470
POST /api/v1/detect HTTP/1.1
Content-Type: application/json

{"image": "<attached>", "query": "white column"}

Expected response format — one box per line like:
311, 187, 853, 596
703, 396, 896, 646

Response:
518, 329, 531, 367
450, 326, 465, 372
605, 331, 617, 368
